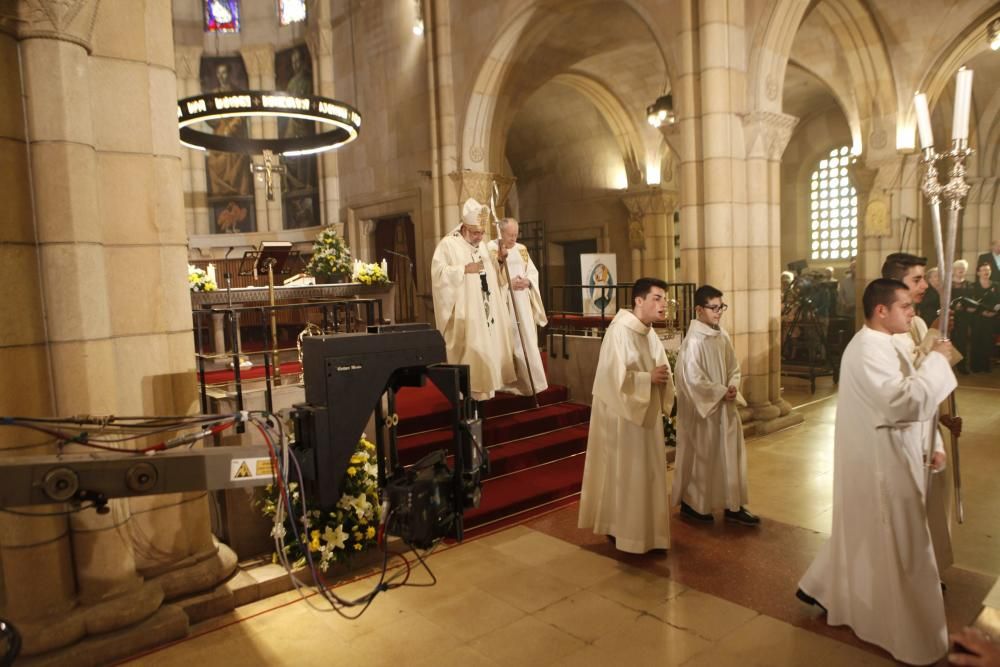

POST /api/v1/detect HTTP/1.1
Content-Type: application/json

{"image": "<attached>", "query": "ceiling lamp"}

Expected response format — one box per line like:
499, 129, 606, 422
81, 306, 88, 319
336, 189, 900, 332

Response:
646, 94, 676, 128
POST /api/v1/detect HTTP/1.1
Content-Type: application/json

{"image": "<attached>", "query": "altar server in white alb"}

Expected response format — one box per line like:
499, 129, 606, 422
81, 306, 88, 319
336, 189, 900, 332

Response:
881, 252, 963, 577
487, 217, 548, 396
578, 278, 675, 554
672, 284, 757, 526
797, 279, 956, 666
431, 198, 515, 401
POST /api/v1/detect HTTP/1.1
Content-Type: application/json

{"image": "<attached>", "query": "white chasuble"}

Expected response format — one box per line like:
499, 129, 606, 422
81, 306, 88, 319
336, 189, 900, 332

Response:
671, 319, 748, 514
487, 240, 548, 396
798, 326, 957, 666
897, 316, 954, 574
578, 309, 675, 553
431, 233, 515, 401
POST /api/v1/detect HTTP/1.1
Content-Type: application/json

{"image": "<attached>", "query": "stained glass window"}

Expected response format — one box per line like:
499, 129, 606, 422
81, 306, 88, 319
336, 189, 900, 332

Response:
809, 146, 858, 261
278, 0, 307, 26
205, 0, 240, 33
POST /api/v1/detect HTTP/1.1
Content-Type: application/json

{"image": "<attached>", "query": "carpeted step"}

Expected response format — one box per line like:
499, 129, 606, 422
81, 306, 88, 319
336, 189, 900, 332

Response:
484, 424, 589, 477
395, 384, 569, 436
462, 453, 586, 529
396, 401, 590, 465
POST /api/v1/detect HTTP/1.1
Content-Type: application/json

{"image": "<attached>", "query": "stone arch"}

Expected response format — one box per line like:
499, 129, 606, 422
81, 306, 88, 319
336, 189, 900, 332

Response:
749, 0, 897, 155
913, 6, 1000, 174
550, 72, 647, 186
460, 0, 674, 174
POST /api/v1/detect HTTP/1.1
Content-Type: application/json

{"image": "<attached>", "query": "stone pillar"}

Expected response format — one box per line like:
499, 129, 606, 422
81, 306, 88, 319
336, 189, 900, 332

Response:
969, 177, 997, 266
621, 187, 678, 282
308, 23, 341, 227
244, 45, 280, 232
175, 45, 209, 237
2, 0, 233, 660
427, 0, 458, 241
743, 111, 801, 430
846, 159, 879, 328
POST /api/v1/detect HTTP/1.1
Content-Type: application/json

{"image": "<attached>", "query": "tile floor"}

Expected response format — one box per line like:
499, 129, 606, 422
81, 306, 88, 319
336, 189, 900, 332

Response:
121, 371, 1000, 667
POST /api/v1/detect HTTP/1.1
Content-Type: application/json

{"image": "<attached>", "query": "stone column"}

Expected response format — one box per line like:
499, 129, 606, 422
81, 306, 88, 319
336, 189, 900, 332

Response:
846, 159, 879, 328
968, 177, 997, 266
174, 45, 209, 237
744, 111, 801, 430
427, 0, 458, 242
621, 187, 678, 282
308, 23, 341, 227
244, 45, 280, 232
2, 0, 232, 660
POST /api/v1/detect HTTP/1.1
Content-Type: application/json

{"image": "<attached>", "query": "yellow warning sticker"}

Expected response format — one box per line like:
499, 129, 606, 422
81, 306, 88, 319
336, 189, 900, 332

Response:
230, 458, 274, 482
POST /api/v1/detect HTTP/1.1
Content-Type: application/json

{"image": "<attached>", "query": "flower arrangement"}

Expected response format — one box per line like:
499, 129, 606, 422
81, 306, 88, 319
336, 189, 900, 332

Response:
259, 437, 380, 571
187, 264, 218, 292
352, 259, 390, 285
305, 227, 353, 280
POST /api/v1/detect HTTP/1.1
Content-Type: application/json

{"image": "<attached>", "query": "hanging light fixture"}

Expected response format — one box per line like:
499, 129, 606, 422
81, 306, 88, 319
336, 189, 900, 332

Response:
646, 94, 676, 128
988, 17, 1000, 50
412, 0, 425, 36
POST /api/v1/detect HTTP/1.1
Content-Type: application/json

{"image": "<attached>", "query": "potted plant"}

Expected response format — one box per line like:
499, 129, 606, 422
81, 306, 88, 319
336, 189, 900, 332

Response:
305, 227, 353, 283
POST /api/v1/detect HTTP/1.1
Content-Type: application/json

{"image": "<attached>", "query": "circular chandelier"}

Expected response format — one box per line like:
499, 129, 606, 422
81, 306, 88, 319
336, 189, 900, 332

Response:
177, 91, 362, 156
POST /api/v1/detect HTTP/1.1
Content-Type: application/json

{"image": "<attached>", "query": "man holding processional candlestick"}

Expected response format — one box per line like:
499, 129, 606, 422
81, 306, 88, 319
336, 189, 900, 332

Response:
881, 252, 963, 576
913, 65, 974, 529
431, 198, 516, 402
488, 217, 548, 397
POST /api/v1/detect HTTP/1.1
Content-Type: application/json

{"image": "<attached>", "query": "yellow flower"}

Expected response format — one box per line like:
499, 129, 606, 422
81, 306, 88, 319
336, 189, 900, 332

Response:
309, 529, 321, 552
362, 439, 376, 451
350, 453, 365, 464
354, 543, 362, 551
353, 532, 362, 541
346, 466, 357, 477
366, 526, 376, 539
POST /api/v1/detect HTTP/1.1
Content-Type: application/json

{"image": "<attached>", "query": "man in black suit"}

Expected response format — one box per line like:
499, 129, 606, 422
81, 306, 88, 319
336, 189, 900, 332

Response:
977, 239, 1000, 284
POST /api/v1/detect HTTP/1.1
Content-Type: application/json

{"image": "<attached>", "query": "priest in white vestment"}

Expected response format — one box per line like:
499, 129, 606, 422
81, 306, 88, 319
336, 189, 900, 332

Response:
578, 278, 675, 553
671, 284, 756, 525
882, 252, 964, 575
798, 278, 957, 666
431, 198, 516, 401
487, 217, 548, 396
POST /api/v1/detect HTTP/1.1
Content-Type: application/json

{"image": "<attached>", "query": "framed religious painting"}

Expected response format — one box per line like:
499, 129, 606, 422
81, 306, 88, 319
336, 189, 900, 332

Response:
199, 55, 256, 234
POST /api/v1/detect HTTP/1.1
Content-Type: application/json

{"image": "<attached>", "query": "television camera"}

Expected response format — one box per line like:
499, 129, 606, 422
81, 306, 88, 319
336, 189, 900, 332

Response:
0, 324, 488, 551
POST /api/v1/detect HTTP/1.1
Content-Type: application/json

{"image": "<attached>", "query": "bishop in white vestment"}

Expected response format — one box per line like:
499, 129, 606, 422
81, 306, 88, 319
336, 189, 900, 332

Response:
431, 198, 516, 401
798, 279, 957, 666
487, 218, 548, 396
671, 286, 755, 524
578, 279, 675, 554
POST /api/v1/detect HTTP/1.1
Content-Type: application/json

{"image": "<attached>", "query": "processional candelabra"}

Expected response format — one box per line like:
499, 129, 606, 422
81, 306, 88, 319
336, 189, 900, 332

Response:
914, 67, 973, 523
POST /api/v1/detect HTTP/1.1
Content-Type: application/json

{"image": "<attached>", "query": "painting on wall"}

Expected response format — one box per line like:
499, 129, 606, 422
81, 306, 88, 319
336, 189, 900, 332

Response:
275, 44, 320, 229
200, 55, 256, 234
580, 253, 617, 316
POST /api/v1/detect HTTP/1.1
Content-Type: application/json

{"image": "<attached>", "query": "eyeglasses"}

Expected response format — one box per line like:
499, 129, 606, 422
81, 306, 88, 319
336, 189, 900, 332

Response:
702, 303, 728, 312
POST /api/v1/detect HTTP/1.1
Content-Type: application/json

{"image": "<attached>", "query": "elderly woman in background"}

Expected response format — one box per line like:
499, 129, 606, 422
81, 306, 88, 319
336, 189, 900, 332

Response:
951, 259, 972, 374
918, 267, 942, 325
967, 261, 999, 373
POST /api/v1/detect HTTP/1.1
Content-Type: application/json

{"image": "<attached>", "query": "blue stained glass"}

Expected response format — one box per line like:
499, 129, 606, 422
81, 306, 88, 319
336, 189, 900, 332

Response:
205, 0, 240, 33
279, 0, 307, 26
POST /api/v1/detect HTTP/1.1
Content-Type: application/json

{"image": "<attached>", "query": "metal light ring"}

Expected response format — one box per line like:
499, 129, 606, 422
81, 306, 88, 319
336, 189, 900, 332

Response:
177, 91, 362, 156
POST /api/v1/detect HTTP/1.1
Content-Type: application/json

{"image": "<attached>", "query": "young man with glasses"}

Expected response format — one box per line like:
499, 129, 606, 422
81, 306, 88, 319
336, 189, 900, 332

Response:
672, 285, 758, 526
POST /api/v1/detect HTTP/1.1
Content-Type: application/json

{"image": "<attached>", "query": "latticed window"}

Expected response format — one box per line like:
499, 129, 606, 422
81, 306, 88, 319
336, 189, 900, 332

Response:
278, 0, 307, 26
809, 146, 858, 261
204, 0, 240, 33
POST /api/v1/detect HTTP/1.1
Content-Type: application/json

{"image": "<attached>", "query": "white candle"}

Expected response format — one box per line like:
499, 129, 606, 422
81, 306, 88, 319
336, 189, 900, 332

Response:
207, 263, 216, 284
914, 93, 934, 149
952, 67, 974, 141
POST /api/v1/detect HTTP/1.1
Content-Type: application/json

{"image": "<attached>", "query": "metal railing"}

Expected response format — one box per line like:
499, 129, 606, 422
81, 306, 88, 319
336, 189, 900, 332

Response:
546, 283, 695, 358
192, 297, 382, 419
